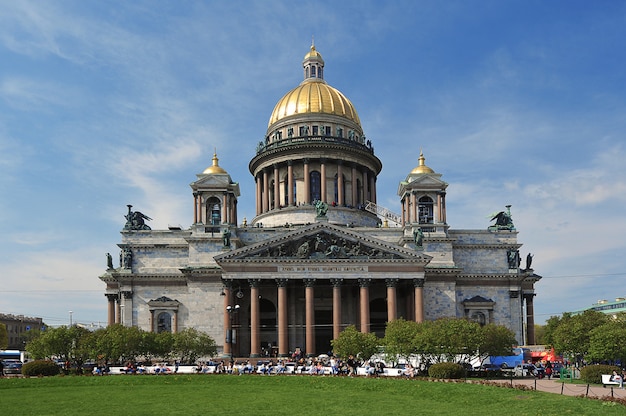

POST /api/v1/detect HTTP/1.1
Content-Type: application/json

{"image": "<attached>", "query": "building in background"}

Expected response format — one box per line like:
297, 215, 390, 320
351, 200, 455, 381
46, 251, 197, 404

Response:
100, 45, 541, 358
574, 298, 626, 317
0, 314, 44, 350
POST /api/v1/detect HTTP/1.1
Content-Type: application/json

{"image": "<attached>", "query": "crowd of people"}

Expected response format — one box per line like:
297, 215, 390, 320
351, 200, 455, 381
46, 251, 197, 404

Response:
88, 349, 424, 377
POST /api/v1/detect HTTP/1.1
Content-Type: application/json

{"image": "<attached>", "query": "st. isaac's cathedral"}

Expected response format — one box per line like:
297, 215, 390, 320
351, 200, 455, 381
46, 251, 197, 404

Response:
100, 45, 541, 358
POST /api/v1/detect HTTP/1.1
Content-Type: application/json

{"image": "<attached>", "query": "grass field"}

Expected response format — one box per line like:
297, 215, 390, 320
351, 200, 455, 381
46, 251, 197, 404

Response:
1, 375, 624, 416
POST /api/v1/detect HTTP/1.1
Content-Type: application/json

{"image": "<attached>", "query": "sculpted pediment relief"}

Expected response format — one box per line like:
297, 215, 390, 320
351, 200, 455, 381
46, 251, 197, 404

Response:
215, 223, 429, 262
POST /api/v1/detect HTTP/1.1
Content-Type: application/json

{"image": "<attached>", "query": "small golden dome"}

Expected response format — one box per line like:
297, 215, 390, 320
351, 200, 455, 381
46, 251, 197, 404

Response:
268, 80, 361, 127
203, 152, 228, 174
410, 150, 435, 174
303, 44, 324, 63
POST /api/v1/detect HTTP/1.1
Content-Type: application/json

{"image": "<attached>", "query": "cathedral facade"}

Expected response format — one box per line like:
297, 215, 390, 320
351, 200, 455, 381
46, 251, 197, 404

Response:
100, 46, 540, 358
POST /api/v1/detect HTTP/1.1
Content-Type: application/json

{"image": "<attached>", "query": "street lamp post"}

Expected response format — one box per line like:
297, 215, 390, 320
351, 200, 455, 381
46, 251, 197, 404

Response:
226, 304, 240, 359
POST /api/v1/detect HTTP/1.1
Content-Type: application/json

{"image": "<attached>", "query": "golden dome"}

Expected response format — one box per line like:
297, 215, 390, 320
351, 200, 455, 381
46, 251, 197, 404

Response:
268, 80, 361, 127
303, 44, 324, 63
203, 152, 228, 174
411, 150, 435, 174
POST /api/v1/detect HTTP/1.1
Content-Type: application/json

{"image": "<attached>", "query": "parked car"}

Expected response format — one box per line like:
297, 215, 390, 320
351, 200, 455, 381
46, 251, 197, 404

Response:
513, 363, 544, 378
3, 360, 23, 375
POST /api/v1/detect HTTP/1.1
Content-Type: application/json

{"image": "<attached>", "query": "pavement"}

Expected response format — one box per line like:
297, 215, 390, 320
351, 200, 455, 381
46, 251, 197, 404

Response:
487, 377, 626, 399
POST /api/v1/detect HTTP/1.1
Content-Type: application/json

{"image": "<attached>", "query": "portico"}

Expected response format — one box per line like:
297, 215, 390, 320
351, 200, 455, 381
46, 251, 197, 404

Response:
215, 222, 430, 357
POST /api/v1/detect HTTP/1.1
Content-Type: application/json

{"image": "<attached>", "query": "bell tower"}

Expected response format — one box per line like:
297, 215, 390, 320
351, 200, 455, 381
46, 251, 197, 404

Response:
398, 151, 448, 232
190, 152, 240, 226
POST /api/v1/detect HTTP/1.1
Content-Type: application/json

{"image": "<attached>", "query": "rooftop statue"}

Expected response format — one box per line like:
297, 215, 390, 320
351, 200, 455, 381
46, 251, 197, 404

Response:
488, 205, 515, 231
124, 204, 152, 230
525, 253, 533, 270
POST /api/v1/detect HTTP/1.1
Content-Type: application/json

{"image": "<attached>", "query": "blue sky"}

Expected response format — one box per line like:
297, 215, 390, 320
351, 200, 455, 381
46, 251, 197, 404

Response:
1, 0, 625, 329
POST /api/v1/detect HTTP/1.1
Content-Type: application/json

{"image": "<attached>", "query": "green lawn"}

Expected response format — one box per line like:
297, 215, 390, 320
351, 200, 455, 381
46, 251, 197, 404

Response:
0, 375, 623, 416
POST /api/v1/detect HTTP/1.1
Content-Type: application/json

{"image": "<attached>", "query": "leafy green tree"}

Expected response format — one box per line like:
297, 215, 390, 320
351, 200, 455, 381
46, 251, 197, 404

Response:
478, 323, 518, 365
25, 325, 91, 372
91, 324, 144, 364
172, 328, 217, 364
140, 330, 174, 362
331, 325, 379, 361
420, 318, 482, 364
479, 324, 517, 356
69, 326, 94, 373
542, 314, 565, 348
0, 323, 8, 350
588, 315, 626, 364
551, 310, 608, 365
534, 324, 546, 345
382, 318, 420, 365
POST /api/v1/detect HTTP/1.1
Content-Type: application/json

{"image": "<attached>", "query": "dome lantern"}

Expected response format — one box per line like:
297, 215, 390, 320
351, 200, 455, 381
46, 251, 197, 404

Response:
410, 150, 435, 174
303, 43, 324, 81
202, 151, 228, 175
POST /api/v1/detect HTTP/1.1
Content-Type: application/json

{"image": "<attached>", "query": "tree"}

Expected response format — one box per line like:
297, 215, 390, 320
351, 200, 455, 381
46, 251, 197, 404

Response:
420, 318, 482, 364
382, 318, 420, 365
534, 324, 546, 345
172, 328, 217, 364
25, 325, 91, 372
542, 314, 565, 348
479, 324, 518, 362
331, 325, 379, 361
91, 324, 144, 364
551, 310, 609, 365
588, 315, 626, 364
0, 323, 8, 350
141, 331, 174, 362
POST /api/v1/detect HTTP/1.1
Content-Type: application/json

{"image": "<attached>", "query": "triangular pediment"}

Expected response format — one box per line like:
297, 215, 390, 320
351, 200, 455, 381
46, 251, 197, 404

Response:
403, 174, 447, 187
398, 174, 448, 196
215, 222, 431, 263
191, 174, 234, 188
464, 295, 493, 303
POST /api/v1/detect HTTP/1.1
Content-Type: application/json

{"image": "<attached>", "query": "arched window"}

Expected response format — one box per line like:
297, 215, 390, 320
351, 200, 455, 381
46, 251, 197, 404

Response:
269, 180, 275, 209
311, 66, 316, 77
470, 311, 486, 326
356, 178, 363, 206
310, 171, 321, 201
157, 312, 172, 333
418, 196, 434, 224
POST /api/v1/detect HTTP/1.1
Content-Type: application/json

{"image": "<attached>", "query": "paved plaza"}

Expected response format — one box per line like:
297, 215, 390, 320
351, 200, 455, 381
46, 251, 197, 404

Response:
490, 378, 625, 399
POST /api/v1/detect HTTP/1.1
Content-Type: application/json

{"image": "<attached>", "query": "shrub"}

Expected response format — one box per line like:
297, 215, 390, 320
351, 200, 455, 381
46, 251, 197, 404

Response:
22, 360, 61, 377
579, 364, 619, 384
428, 362, 466, 379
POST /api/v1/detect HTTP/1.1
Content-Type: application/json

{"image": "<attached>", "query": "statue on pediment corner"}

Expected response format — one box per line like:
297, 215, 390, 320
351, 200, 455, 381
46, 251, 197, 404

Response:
124, 205, 152, 230
488, 205, 515, 231
314, 200, 328, 217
